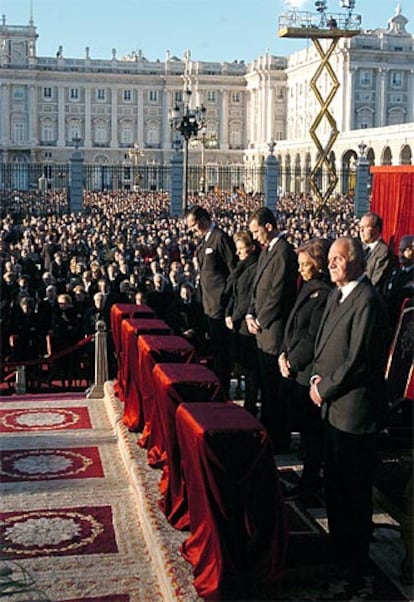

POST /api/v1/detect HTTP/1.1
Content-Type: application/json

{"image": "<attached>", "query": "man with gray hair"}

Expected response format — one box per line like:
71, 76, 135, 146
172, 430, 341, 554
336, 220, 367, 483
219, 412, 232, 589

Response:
310, 236, 389, 599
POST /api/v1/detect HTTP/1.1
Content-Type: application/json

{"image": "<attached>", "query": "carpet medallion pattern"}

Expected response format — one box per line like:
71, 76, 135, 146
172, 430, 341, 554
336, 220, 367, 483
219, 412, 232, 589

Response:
0, 406, 92, 432
0, 446, 103, 482
0, 506, 118, 558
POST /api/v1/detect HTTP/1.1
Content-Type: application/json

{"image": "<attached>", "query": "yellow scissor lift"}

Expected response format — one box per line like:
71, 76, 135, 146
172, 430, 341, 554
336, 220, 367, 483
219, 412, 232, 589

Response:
278, 6, 361, 206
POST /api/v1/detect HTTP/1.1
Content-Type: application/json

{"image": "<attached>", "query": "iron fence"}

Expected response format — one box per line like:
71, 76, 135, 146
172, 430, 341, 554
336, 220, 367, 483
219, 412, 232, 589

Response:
0, 160, 363, 199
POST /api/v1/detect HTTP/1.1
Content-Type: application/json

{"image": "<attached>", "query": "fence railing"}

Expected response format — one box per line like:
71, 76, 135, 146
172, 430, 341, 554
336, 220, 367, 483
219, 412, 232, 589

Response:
0, 161, 365, 205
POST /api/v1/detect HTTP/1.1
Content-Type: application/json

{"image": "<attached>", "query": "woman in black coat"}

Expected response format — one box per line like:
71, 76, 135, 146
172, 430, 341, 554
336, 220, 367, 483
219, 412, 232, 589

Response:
278, 238, 332, 505
225, 231, 261, 415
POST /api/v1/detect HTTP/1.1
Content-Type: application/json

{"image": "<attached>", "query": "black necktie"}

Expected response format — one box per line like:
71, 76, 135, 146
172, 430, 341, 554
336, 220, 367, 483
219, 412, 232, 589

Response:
364, 246, 371, 260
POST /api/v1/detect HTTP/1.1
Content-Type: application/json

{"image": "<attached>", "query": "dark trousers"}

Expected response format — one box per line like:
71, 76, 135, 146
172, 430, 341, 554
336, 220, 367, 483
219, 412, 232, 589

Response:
206, 316, 231, 396
257, 349, 289, 451
238, 332, 259, 415
324, 422, 377, 578
283, 379, 323, 492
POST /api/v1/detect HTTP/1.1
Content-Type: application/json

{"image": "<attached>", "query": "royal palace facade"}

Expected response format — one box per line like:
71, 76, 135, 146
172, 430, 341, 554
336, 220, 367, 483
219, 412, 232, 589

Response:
0, 6, 413, 194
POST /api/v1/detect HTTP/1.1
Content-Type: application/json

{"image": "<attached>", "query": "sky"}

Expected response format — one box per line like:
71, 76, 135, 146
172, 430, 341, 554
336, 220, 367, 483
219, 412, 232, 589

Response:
1, 0, 413, 63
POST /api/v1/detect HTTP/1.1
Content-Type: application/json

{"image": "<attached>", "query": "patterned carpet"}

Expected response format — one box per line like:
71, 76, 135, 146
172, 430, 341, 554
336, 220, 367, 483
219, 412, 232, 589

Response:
0, 395, 172, 601
0, 385, 412, 602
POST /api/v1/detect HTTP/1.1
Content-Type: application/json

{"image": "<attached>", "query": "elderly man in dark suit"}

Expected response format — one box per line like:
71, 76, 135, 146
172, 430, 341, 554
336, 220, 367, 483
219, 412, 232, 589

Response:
359, 211, 395, 291
186, 206, 236, 394
310, 236, 389, 599
246, 207, 297, 451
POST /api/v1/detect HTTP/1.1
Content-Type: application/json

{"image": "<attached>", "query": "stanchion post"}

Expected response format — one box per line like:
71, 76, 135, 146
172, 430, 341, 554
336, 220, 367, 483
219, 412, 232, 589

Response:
86, 321, 108, 399
15, 365, 26, 395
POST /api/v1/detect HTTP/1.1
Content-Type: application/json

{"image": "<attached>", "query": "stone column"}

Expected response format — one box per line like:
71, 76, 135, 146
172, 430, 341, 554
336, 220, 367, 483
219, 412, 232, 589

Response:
69, 147, 84, 213
162, 88, 171, 149
57, 85, 65, 146
354, 156, 370, 217
219, 90, 229, 150
170, 146, 184, 217
0, 83, 10, 144
110, 88, 118, 148
265, 151, 279, 213
84, 86, 92, 147
376, 68, 387, 127
28, 85, 38, 144
137, 89, 144, 147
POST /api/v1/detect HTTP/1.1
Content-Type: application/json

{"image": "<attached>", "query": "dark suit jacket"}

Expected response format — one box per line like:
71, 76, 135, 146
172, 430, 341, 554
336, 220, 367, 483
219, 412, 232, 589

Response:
365, 239, 396, 290
280, 278, 332, 386
312, 277, 388, 434
196, 226, 236, 319
248, 236, 297, 355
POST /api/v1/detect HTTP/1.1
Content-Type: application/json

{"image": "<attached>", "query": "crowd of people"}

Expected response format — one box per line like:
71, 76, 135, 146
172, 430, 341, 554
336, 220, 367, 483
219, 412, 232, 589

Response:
1, 187, 413, 598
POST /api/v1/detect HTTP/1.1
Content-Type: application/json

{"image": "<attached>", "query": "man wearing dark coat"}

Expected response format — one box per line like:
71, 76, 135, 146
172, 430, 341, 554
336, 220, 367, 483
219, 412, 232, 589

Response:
359, 212, 396, 291
186, 206, 236, 394
310, 236, 389, 598
246, 207, 298, 451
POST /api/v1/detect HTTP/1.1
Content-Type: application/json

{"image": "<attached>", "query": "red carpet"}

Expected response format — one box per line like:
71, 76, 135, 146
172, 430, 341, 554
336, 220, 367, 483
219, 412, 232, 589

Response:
0, 446, 104, 482
0, 406, 92, 432
0, 505, 118, 558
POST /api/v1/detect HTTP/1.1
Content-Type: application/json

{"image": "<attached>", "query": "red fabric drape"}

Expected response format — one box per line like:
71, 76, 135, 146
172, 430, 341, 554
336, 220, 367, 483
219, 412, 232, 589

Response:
370, 166, 414, 253
176, 402, 287, 600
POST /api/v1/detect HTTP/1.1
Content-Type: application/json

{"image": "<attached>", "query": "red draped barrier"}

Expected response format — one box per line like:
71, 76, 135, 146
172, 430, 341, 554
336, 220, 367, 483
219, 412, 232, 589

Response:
153, 363, 224, 530
370, 166, 414, 253
176, 402, 287, 600
120, 318, 171, 431
136, 335, 196, 464
110, 303, 155, 399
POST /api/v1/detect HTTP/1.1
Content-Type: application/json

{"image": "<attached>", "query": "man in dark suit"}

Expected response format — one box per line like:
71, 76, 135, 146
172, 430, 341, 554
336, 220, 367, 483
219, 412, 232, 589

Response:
246, 207, 297, 451
310, 236, 389, 598
359, 212, 395, 291
186, 206, 236, 394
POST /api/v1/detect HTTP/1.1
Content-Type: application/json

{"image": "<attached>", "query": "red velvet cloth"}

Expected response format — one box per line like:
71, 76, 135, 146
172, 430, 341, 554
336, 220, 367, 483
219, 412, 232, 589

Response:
120, 318, 171, 431
176, 402, 287, 600
153, 364, 224, 530
110, 304, 155, 399
136, 335, 196, 462
370, 166, 414, 253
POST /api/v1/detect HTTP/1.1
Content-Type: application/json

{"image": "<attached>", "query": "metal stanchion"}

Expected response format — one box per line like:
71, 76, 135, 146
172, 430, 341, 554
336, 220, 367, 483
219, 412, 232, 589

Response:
15, 365, 26, 395
86, 321, 108, 399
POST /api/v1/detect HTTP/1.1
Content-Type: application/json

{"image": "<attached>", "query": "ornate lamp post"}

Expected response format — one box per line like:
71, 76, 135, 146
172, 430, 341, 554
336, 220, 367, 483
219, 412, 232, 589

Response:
198, 129, 218, 194
169, 88, 206, 212
128, 143, 144, 191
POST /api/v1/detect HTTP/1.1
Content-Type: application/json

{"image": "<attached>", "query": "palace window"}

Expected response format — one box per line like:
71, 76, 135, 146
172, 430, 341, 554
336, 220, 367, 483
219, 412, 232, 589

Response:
391, 71, 403, 88
96, 88, 106, 101
123, 89, 132, 102
13, 122, 26, 144
70, 88, 79, 101
41, 121, 55, 142
359, 70, 372, 87
207, 90, 216, 103
43, 87, 53, 99
149, 90, 158, 102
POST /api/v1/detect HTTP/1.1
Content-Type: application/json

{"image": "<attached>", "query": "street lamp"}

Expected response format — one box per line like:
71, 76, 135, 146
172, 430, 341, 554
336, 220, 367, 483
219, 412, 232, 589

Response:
128, 143, 144, 191
199, 129, 218, 194
169, 88, 206, 212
